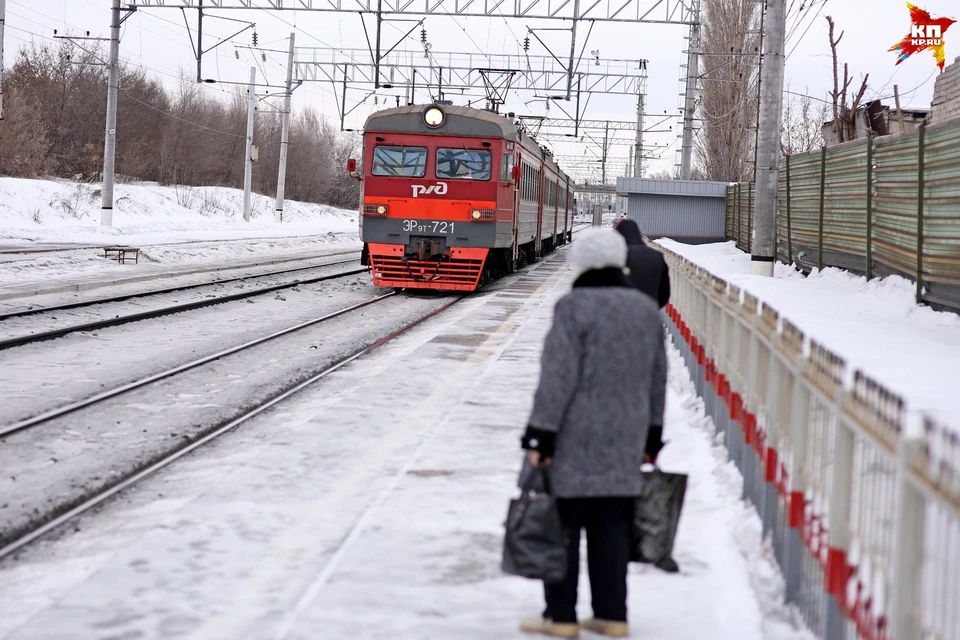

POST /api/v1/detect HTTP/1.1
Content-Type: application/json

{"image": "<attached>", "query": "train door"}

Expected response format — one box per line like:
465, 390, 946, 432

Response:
534, 161, 544, 259
513, 151, 521, 267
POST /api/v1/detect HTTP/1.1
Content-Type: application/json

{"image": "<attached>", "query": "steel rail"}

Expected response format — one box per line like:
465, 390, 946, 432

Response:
0, 292, 395, 439
0, 265, 367, 351
0, 255, 360, 322
0, 294, 461, 560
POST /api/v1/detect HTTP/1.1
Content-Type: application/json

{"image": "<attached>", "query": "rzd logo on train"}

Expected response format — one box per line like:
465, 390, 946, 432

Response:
411, 182, 448, 198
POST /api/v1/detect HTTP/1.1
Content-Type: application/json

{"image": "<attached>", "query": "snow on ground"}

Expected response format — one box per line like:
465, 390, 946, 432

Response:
0, 177, 362, 294
656, 239, 960, 436
0, 254, 810, 639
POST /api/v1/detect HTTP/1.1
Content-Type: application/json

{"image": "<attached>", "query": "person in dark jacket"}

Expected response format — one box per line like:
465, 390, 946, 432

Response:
518, 228, 667, 639
613, 218, 671, 308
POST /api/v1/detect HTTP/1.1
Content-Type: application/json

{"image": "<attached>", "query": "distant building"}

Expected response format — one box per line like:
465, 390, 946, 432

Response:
822, 100, 929, 146
615, 177, 728, 245
930, 56, 960, 124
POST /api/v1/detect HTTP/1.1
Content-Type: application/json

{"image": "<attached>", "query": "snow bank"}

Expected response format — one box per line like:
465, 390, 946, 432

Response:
655, 239, 960, 434
0, 177, 362, 294
0, 176, 360, 246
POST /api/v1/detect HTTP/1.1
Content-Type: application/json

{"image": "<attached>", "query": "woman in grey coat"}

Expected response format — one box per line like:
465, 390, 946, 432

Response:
519, 228, 667, 639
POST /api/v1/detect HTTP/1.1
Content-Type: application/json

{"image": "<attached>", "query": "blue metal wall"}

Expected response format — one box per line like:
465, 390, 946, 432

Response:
617, 178, 729, 245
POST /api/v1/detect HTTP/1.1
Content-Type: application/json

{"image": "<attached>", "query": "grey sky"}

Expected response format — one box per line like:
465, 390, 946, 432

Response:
2, 0, 955, 179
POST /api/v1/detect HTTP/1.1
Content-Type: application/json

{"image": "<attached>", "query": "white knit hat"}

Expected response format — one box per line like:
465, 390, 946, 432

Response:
569, 228, 628, 275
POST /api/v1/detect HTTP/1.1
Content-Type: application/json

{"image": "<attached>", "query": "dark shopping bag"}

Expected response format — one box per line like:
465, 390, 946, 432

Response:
631, 466, 687, 572
501, 466, 567, 584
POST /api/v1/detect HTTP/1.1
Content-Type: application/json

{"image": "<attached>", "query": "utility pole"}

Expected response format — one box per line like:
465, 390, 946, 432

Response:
751, 0, 786, 277
100, 0, 121, 226
634, 92, 644, 178
275, 32, 295, 224
195, 0, 203, 83
243, 66, 256, 222
601, 121, 610, 185
679, 4, 701, 180
752, 0, 766, 177
0, 0, 6, 120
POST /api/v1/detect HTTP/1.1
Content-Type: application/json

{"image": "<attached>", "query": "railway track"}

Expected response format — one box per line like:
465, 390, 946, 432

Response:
0, 291, 466, 558
0, 232, 590, 559
0, 250, 362, 322
0, 258, 366, 351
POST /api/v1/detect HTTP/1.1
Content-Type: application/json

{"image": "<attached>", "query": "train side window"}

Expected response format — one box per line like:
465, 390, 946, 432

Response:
436, 148, 492, 180
371, 146, 427, 177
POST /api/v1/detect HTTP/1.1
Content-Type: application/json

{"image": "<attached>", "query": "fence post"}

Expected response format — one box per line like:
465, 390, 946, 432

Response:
825, 412, 855, 640
748, 182, 754, 253
784, 368, 810, 605
890, 439, 925, 640
818, 145, 826, 270
786, 154, 792, 265
866, 132, 874, 280
733, 182, 743, 248
916, 123, 925, 304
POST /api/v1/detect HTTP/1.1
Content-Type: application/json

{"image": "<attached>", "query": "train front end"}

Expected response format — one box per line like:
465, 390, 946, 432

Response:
354, 104, 516, 292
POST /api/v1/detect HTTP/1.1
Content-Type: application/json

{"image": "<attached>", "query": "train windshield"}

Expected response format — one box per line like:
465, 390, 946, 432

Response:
436, 148, 492, 181
371, 146, 428, 177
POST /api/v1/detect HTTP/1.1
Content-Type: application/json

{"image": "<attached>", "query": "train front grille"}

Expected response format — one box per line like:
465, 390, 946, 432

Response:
369, 254, 486, 291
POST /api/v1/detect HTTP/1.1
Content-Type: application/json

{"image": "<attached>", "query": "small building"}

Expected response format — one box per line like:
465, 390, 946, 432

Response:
615, 177, 728, 245
822, 100, 929, 146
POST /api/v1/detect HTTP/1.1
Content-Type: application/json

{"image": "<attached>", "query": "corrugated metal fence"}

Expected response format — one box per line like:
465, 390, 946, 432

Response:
726, 118, 960, 312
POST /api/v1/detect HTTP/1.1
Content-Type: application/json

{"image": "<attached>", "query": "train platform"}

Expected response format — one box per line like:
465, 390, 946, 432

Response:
0, 254, 810, 639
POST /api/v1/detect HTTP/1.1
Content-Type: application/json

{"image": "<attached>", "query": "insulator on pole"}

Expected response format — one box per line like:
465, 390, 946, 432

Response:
421, 28, 427, 44
252, 31, 258, 46
523, 36, 530, 51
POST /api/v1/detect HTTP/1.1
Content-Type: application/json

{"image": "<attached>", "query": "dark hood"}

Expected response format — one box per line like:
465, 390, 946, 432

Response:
615, 218, 644, 245
572, 267, 632, 289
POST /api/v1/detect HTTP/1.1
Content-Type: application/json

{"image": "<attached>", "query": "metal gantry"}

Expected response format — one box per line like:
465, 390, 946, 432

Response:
128, 0, 698, 25
295, 49, 648, 97
88, 0, 702, 224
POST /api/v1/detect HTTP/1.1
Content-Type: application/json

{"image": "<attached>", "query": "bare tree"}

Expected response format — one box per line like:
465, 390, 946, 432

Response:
780, 87, 828, 155
827, 16, 869, 143
696, 0, 761, 182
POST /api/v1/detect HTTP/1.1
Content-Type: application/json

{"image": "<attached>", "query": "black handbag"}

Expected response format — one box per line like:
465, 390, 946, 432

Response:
501, 466, 567, 584
631, 466, 687, 572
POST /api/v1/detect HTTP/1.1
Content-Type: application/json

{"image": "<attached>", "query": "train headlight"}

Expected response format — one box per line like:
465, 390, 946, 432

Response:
471, 209, 482, 220
424, 106, 445, 128
376, 204, 387, 215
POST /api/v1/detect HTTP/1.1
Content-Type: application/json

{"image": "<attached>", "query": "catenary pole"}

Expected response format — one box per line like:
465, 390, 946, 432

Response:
243, 66, 256, 222
751, 0, 786, 277
100, 0, 121, 226
275, 32, 296, 224
679, 0, 700, 179
0, 0, 6, 120
634, 92, 644, 178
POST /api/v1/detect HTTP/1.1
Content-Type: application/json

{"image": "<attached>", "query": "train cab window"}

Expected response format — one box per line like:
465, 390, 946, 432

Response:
436, 148, 492, 180
371, 145, 428, 177
500, 153, 515, 182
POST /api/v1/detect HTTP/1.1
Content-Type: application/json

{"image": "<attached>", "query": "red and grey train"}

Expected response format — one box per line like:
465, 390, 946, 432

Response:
349, 103, 574, 292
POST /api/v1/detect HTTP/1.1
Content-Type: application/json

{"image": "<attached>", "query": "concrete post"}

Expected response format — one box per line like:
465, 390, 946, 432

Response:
679, 8, 700, 180
750, 0, 787, 276
100, 0, 121, 226
275, 33, 296, 224
0, 0, 6, 120
243, 67, 256, 222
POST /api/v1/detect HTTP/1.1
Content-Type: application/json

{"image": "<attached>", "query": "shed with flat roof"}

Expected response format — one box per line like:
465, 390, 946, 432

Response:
615, 177, 730, 245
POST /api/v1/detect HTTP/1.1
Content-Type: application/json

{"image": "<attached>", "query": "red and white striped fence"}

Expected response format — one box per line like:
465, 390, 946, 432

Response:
657, 244, 960, 640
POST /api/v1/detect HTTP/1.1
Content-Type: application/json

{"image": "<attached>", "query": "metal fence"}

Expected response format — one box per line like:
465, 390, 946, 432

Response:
726, 117, 960, 312
657, 243, 960, 640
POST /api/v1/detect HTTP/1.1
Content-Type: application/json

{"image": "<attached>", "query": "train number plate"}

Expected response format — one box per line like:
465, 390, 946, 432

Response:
401, 219, 457, 234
